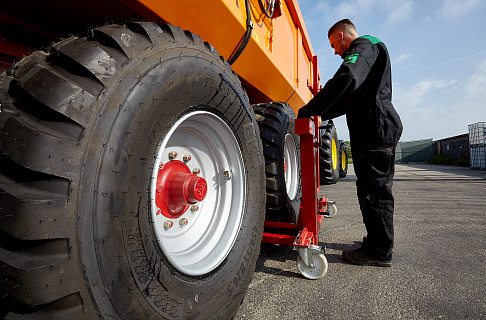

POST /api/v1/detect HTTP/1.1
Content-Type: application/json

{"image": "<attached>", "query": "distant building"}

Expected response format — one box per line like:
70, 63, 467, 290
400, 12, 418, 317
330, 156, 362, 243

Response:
396, 139, 433, 163
396, 122, 485, 168
434, 134, 469, 159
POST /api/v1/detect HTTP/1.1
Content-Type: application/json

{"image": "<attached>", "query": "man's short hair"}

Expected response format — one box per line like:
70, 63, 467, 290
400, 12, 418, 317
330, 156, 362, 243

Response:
328, 19, 356, 39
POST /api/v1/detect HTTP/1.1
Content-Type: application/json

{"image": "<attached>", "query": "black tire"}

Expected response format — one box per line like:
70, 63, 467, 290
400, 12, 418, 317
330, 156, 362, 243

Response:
339, 140, 349, 178
0, 22, 265, 319
319, 120, 340, 185
253, 102, 301, 223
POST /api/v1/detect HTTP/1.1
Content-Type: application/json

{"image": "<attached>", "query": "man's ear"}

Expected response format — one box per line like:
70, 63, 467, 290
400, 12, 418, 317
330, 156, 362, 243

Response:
339, 32, 344, 41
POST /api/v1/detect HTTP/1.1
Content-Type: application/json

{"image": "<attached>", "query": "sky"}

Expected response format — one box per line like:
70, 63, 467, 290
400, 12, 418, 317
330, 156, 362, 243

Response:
297, 0, 486, 142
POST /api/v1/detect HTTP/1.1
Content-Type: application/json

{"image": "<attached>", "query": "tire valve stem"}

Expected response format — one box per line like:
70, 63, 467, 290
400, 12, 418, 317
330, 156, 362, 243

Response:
183, 154, 192, 162
164, 220, 174, 229
179, 218, 189, 226
223, 170, 231, 180
168, 151, 178, 160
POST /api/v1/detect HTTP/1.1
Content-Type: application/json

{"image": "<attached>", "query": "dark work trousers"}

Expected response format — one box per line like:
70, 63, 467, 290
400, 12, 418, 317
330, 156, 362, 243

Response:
353, 150, 396, 261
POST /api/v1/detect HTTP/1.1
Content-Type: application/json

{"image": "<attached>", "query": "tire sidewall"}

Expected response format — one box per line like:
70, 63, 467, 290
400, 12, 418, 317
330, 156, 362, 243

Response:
339, 142, 348, 177
78, 45, 265, 319
280, 103, 301, 221
330, 127, 340, 182
319, 121, 340, 184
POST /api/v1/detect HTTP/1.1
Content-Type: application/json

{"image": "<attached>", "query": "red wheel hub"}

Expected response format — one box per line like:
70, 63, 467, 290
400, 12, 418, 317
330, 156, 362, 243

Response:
156, 161, 208, 219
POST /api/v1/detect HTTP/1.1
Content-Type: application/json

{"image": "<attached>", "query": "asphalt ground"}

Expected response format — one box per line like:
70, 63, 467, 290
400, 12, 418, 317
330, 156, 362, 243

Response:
235, 163, 486, 320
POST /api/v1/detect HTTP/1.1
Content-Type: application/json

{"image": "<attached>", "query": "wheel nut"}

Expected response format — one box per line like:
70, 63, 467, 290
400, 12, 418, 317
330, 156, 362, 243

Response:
191, 205, 199, 212
192, 168, 201, 174
164, 220, 174, 229
183, 154, 192, 162
179, 218, 189, 226
223, 170, 231, 180
156, 208, 161, 215
158, 163, 164, 170
168, 151, 178, 160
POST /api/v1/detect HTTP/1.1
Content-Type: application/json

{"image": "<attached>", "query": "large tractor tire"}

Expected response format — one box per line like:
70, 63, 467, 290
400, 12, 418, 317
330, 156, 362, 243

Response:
339, 140, 349, 178
319, 120, 340, 185
0, 22, 266, 320
253, 102, 301, 222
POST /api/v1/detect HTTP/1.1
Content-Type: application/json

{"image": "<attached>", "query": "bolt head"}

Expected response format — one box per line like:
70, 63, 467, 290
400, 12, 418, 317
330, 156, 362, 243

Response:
164, 220, 174, 228
223, 170, 231, 180
156, 208, 161, 215
192, 168, 201, 175
168, 151, 178, 160
183, 154, 192, 162
179, 218, 189, 226
191, 205, 199, 212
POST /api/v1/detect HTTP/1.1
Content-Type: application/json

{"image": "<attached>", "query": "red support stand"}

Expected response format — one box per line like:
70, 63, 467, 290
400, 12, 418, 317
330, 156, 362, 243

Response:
262, 117, 332, 279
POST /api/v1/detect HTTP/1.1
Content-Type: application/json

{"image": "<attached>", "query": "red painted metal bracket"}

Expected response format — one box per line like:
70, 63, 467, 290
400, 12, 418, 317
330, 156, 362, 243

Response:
262, 117, 328, 248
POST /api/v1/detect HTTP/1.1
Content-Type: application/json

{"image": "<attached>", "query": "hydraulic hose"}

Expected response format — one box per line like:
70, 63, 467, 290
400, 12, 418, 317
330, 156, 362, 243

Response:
258, 0, 276, 19
228, 0, 253, 65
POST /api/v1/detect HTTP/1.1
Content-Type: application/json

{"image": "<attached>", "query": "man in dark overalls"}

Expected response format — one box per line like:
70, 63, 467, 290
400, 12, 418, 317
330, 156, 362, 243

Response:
298, 19, 403, 266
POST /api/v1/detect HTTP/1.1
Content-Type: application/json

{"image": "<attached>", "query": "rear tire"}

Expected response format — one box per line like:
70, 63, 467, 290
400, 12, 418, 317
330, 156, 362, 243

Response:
319, 120, 340, 185
253, 102, 301, 222
339, 140, 349, 178
0, 22, 265, 319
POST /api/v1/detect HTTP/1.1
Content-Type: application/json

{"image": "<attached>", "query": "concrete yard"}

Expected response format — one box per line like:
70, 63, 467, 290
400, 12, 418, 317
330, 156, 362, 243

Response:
235, 163, 486, 320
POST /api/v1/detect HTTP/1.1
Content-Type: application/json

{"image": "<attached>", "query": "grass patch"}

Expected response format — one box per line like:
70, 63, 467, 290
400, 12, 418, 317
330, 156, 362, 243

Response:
429, 155, 470, 167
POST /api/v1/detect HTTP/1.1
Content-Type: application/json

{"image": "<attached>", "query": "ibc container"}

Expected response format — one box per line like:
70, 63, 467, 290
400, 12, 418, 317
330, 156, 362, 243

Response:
468, 122, 486, 145
470, 145, 486, 169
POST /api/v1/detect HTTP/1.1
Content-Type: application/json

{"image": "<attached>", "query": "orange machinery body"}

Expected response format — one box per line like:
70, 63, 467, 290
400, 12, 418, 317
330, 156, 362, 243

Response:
140, 0, 319, 112
0, 0, 320, 113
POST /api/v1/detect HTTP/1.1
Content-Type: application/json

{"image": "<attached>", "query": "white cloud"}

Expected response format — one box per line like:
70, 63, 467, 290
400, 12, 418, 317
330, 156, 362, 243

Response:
393, 59, 486, 141
462, 60, 486, 99
314, 1, 330, 15
384, 1, 414, 26
334, 0, 380, 18
393, 53, 412, 66
330, 0, 413, 27
437, 0, 482, 19
394, 78, 456, 109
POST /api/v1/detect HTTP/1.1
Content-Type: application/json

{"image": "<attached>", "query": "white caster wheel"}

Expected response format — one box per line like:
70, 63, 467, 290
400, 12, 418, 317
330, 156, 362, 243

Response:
297, 253, 328, 279
325, 202, 337, 217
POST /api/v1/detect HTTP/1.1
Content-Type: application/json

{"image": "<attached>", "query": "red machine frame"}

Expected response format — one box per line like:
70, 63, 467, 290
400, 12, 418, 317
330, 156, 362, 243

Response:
262, 117, 330, 253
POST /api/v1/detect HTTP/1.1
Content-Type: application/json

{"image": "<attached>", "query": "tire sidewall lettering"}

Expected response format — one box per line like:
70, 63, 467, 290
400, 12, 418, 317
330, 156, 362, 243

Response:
85, 45, 264, 318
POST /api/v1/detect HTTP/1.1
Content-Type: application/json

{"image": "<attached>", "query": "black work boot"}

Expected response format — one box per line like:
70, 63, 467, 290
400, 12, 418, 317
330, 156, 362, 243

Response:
342, 247, 392, 267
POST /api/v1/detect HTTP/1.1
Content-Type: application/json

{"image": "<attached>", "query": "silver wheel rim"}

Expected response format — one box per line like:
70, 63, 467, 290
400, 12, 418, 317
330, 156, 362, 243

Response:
284, 133, 298, 200
150, 110, 245, 276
